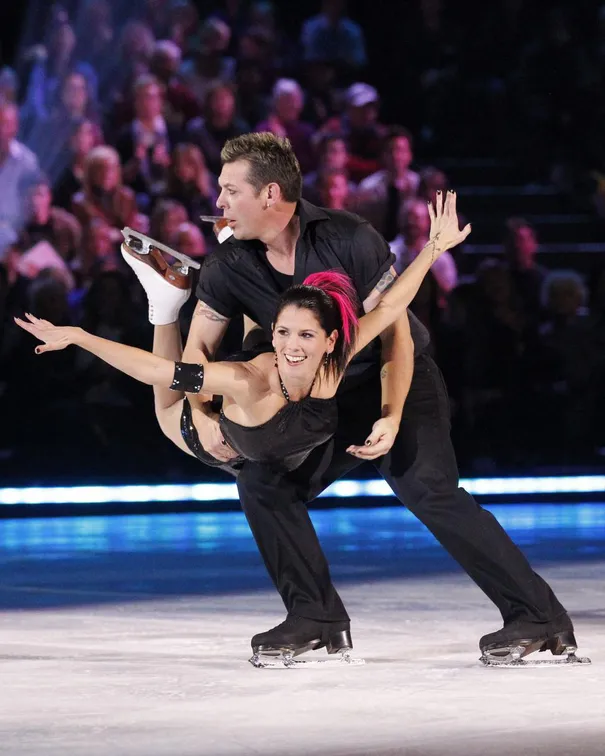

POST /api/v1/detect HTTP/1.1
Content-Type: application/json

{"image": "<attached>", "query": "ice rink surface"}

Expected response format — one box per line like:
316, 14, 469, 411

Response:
0, 503, 603, 756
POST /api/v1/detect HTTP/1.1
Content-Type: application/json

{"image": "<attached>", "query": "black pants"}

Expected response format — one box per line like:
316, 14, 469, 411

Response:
236, 353, 565, 625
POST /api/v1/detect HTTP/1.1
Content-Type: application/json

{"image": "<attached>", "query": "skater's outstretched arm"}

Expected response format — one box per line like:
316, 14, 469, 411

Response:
14, 314, 264, 404
353, 191, 470, 356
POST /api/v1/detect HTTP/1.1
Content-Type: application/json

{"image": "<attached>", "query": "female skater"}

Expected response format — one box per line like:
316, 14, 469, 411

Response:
15, 192, 470, 472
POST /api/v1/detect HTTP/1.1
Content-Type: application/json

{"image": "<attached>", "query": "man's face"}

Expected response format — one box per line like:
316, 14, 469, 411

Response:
320, 173, 348, 208
152, 50, 179, 81
210, 88, 235, 124
0, 105, 18, 153
403, 201, 430, 238
322, 138, 347, 170
91, 158, 120, 192
386, 136, 412, 174
30, 183, 52, 219
348, 102, 377, 129
275, 92, 302, 123
72, 120, 95, 155
135, 83, 163, 121
216, 160, 267, 240
62, 73, 87, 114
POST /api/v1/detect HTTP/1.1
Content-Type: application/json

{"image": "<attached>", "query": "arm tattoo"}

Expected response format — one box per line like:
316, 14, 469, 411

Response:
380, 366, 388, 379
375, 270, 396, 294
193, 302, 229, 323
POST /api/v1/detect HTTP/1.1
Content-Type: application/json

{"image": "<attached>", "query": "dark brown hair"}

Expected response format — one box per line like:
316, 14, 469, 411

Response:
220, 132, 302, 202
275, 271, 359, 380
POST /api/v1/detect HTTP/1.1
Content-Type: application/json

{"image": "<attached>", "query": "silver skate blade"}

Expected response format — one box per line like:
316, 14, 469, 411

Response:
480, 651, 592, 667
121, 228, 201, 270
199, 215, 224, 223
249, 649, 365, 669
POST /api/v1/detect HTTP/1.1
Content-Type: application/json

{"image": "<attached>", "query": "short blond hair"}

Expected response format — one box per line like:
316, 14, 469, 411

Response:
83, 145, 122, 193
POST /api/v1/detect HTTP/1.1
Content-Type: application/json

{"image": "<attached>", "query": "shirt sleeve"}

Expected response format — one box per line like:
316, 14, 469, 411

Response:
195, 254, 240, 319
347, 220, 396, 301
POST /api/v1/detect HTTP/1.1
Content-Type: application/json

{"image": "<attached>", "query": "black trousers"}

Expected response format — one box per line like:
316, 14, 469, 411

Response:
236, 353, 565, 625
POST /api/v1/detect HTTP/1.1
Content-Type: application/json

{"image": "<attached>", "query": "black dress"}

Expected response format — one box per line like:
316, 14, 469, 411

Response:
178, 369, 337, 474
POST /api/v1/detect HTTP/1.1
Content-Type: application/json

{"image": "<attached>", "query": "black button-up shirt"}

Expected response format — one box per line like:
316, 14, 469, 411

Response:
196, 199, 430, 387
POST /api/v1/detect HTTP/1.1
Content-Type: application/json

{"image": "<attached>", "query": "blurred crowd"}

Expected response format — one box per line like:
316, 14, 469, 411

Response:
1, 0, 605, 483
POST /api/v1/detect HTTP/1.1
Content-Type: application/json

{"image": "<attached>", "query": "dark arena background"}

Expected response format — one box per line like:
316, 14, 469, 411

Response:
1, 2, 604, 755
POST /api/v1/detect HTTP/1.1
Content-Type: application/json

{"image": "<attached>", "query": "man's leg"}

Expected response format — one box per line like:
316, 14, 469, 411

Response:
237, 460, 351, 622
375, 353, 565, 624
236, 381, 381, 622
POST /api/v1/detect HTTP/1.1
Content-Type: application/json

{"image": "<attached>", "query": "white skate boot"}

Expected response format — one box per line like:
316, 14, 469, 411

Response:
121, 228, 200, 325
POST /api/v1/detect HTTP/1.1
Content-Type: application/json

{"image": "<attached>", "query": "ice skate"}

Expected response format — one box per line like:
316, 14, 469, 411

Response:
200, 215, 233, 243
122, 228, 201, 273
121, 229, 197, 325
479, 613, 591, 667
248, 614, 365, 669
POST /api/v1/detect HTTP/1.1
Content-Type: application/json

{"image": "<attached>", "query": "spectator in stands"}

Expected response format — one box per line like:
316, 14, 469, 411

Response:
103, 20, 156, 138
320, 83, 387, 182
234, 59, 271, 130
503, 217, 547, 323
75, 269, 149, 454
533, 271, 597, 461
33, 72, 101, 180
175, 221, 207, 259
74, 0, 114, 73
115, 74, 176, 202
417, 166, 449, 205
180, 18, 236, 107
164, 143, 217, 230
301, 0, 367, 71
300, 59, 341, 127
0, 66, 18, 104
303, 132, 353, 204
77, 216, 119, 280
149, 40, 200, 130
390, 197, 458, 333
9, 176, 81, 268
53, 119, 101, 210
256, 79, 316, 173
20, 20, 98, 128
315, 168, 355, 211
357, 126, 420, 239
185, 83, 248, 177
0, 102, 40, 259
149, 198, 188, 246
72, 146, 139, 236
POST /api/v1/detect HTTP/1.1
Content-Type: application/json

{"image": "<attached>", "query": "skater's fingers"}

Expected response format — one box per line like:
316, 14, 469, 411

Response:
347, 446, 386, 460
434, 191, 443, 220
427, 199, 436, 226
364, 427, 383, 447
14, 316, 32, 331
14, 317, 42, 339
444, 190, 455, 218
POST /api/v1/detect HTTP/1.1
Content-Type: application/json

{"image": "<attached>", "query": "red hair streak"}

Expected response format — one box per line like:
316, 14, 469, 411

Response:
302, 271, 359, 344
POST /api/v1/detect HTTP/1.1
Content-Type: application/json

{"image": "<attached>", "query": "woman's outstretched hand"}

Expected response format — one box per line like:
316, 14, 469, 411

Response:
14, 313, 80, 354
427, 190, 471, 255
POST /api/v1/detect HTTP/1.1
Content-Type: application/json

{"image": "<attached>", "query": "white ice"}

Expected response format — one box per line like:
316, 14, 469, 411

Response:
0, 511, 603, 756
